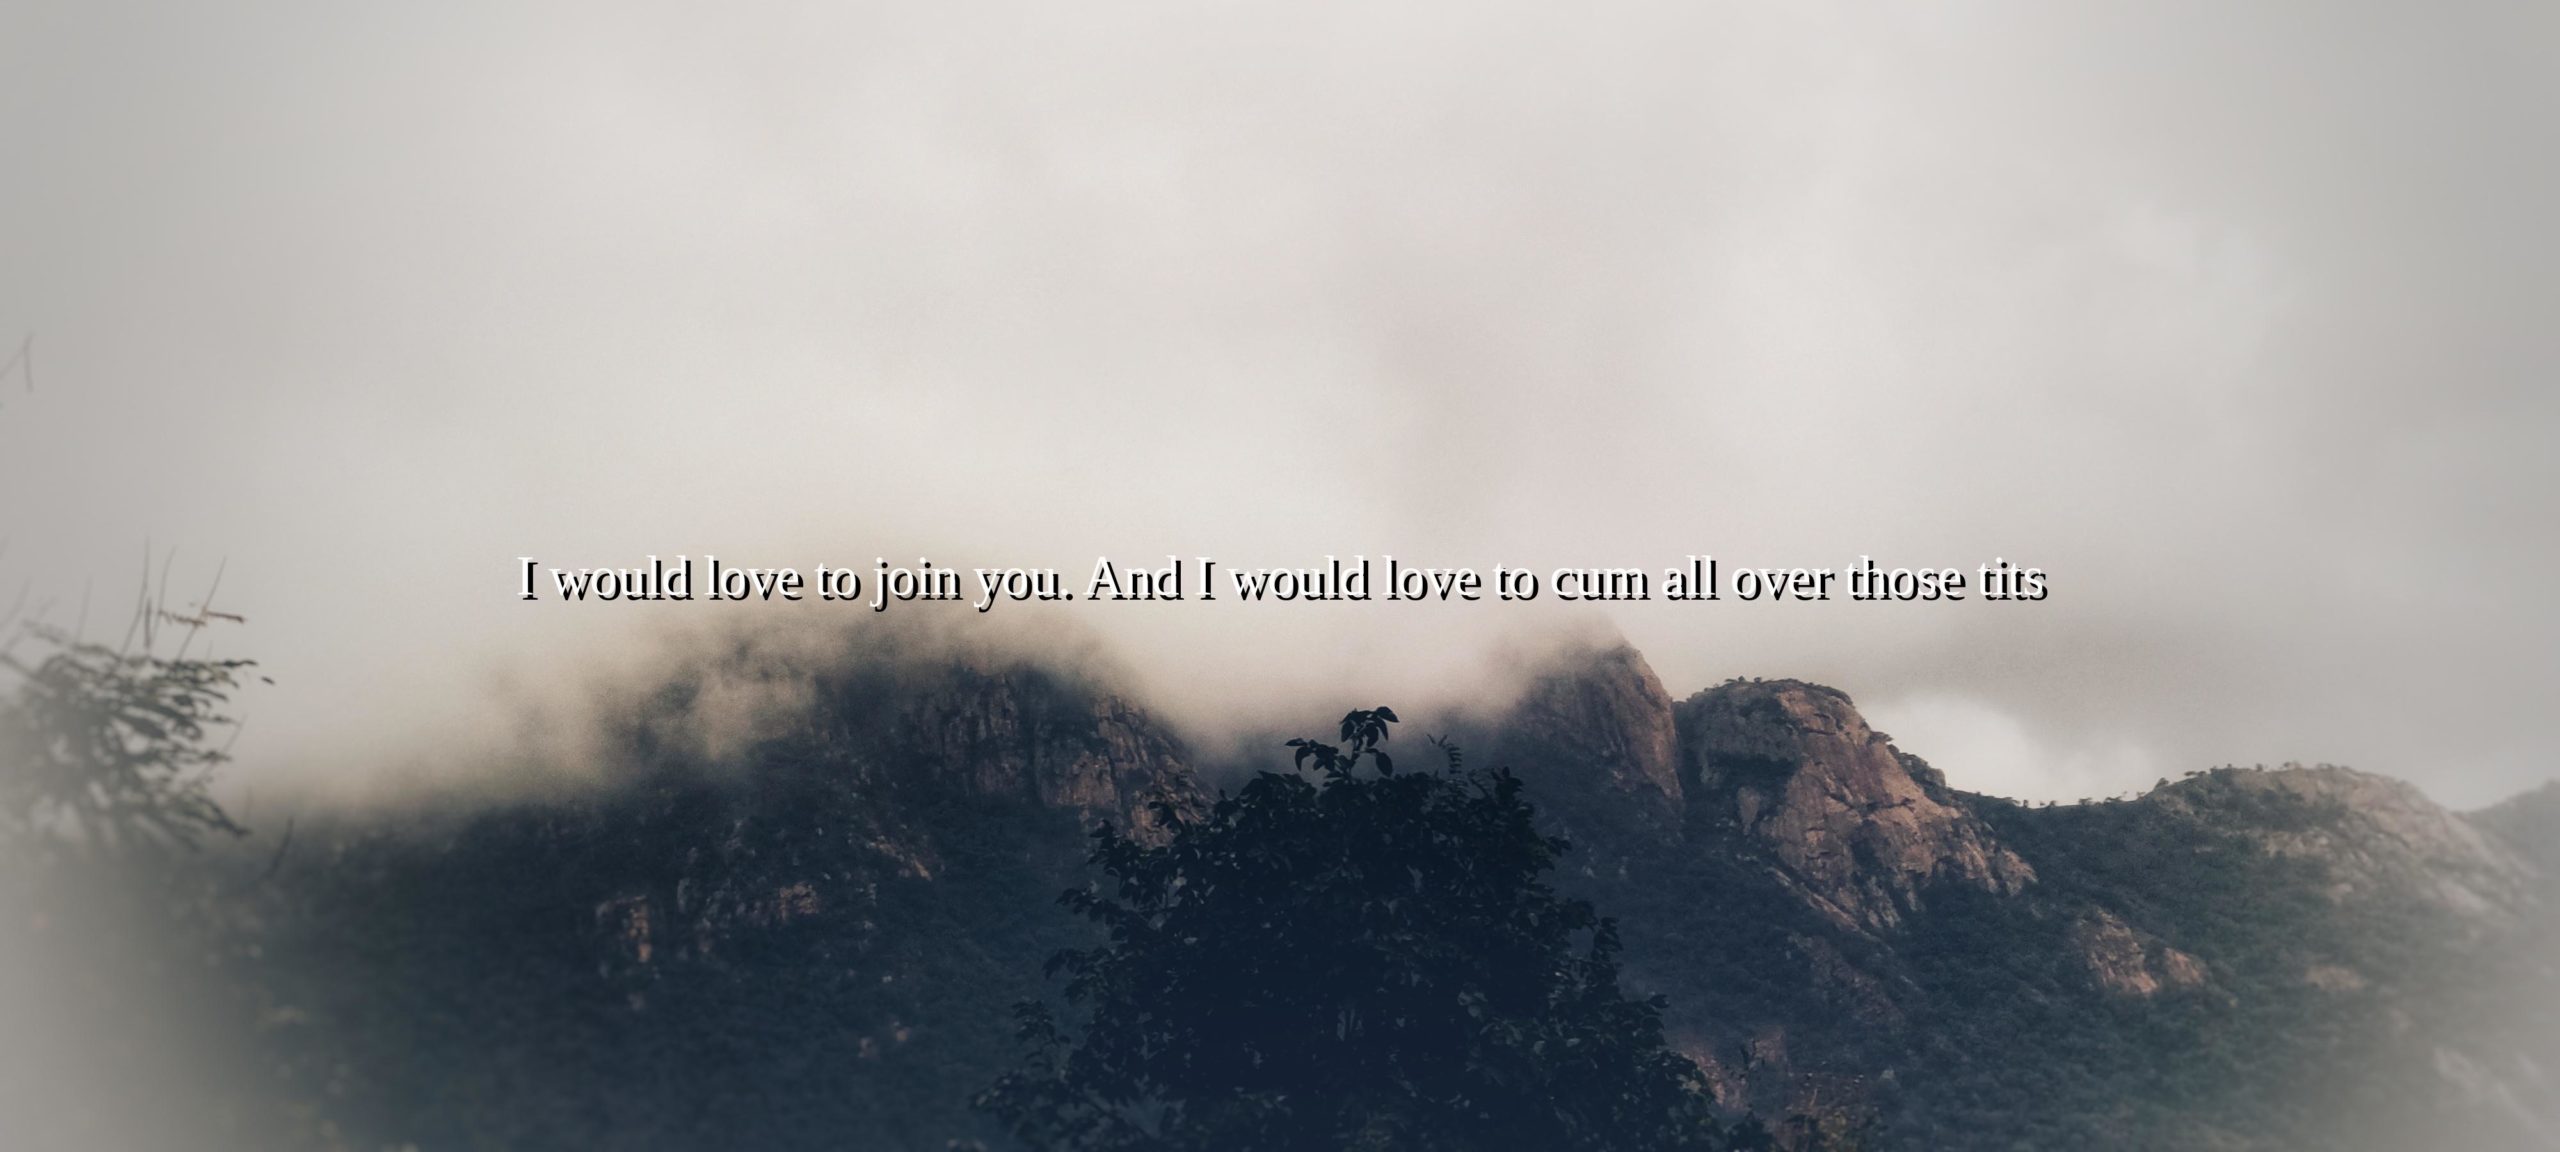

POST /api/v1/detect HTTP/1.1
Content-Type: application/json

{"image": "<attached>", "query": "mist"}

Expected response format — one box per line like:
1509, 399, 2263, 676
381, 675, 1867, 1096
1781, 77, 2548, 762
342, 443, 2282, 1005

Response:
3, 0, 2556, 810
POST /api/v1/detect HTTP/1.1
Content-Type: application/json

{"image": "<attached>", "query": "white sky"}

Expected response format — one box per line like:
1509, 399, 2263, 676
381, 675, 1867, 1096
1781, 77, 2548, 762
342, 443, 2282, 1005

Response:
3, 1, 2554, 807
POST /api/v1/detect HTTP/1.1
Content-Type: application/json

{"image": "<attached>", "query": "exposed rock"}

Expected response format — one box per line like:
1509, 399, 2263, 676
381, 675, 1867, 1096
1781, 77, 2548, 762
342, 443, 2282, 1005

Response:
596, 894, 655, 967
893, 666, 1205, 835
754, 881, 822, 927
2071, 910, 2207, 997
1675, 1039, 1753, 1113
1491, 641, 1685, 838
2304, 963, 2370, 993
1677, 679, 2034, 931
2157, 946, 2208, 989
2071, 911, 2152, 996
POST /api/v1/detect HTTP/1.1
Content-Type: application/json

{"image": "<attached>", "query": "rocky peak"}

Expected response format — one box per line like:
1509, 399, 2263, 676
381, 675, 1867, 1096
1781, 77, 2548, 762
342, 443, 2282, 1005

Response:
1490, 641, 1685, 839
1676, 679, 2034, 931
891, 665, 1204, 835
2146, 765, 2535, 918
569, 656, 1210, 979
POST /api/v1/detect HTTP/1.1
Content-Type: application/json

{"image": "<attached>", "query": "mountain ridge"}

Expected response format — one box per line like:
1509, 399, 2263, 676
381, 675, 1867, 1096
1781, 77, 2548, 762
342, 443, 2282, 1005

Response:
230, 633, 2558, 1151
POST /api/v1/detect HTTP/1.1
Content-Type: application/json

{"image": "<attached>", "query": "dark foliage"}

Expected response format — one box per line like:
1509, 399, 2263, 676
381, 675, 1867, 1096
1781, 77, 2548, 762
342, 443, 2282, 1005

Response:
982, 709, 1746, 1152
250, 745, 1104, 1151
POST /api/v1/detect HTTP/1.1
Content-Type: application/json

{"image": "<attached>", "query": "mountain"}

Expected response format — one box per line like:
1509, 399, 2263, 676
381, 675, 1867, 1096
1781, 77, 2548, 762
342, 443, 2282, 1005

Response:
227, 636, 2558, 1151
1489, 644, 2559, 1151
250, 652, 1200, 1151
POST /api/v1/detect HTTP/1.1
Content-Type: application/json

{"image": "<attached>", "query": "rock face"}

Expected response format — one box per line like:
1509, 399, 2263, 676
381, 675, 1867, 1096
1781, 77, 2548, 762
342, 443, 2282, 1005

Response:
2146, 764, 2535, 918
1486, 652, 2034, 931
2070, 909, 2208, 998
893, 667, 1203, 836
1491, 642, 1685, 839
1676, 679, 2034, 931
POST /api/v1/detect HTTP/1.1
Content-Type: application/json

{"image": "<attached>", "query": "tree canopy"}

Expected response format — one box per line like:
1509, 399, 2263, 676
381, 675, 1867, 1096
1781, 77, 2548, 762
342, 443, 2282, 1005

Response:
981, 708, 1755, 1151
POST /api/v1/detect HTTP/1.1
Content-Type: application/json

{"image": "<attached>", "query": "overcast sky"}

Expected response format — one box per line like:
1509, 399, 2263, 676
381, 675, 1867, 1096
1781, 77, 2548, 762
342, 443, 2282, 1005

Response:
2, 1, 2554, 808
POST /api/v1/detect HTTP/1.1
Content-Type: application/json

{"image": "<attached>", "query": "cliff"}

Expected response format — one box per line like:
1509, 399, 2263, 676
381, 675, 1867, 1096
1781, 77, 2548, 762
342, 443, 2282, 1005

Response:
1489, 641, 1686, 845
1675, 678, 2034, 932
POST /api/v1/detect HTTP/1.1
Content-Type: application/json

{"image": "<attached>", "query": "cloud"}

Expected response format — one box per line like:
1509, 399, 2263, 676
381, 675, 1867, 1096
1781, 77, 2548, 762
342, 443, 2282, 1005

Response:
1, 1, 2553, 807
1865, 690, 2164, 804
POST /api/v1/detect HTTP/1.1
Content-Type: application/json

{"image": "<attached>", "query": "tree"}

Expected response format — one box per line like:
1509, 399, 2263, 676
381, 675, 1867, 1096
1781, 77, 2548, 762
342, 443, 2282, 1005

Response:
980, 708, 1757, 1151
0, 624, 252, 861
0, 590, 326, 1151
